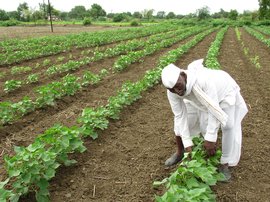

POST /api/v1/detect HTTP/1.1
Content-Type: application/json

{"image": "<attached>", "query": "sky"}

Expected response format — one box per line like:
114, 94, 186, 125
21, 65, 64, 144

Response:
0, 0, 259, 14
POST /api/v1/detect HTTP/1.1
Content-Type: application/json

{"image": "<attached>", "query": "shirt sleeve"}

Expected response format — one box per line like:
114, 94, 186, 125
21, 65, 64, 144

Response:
167, 91, 193, 148
201, 81, 220, 142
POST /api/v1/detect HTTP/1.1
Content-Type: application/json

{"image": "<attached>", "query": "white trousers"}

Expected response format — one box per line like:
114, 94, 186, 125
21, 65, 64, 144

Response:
186, 102, 240, 166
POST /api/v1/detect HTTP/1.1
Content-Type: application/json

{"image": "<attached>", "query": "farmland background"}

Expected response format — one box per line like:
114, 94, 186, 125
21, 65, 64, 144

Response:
0, 1, 270, 201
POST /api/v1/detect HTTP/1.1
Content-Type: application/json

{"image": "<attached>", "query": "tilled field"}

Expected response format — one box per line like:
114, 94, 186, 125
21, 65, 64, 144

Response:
0, 26, 269, 202
0, 25, 124, 40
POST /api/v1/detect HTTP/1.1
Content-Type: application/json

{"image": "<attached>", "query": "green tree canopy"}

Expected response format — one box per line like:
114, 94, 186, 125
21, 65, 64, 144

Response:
259, 0, 270, 19
69, 6, 87, 20
0, 9, 9, 21
141, 9, 154, 20
89, 3, 106, 19
196, 6, 210, 20
156, 11, 166, 19
17, 2, 29, 21
228, 9, 238, 20
133, 11, 142, 18
7, 11, 20, 20
166, 12, 176, 19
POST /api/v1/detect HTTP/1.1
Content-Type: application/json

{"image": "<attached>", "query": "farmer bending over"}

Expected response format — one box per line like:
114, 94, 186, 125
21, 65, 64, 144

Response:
161, 59, 248, 181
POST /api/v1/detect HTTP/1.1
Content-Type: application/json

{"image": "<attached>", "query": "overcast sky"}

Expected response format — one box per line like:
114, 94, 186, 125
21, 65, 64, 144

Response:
0, 0, 259, 14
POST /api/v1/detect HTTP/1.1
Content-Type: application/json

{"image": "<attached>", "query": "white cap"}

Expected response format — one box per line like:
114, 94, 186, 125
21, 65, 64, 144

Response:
161, 64, 181, 88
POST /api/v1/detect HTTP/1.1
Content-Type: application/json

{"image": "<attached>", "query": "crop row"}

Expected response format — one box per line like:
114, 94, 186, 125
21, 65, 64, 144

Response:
253, 25, 270, 36
244, 26, 270, 47
204, 26, 228, 69
2, 28, 184, 93
0, 26, 208, 124
113, 26, 208, 71
0, 27, 183, 80
0, 24, 182, 65
0, 69, 108, 126
235, 27, 262, 69
0, 27, 216, 202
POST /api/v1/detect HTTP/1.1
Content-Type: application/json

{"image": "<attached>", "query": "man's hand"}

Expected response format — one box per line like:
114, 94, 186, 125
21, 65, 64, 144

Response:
185, 146, 192, 153
185, 146, 192, 160
203, 140, 216, 156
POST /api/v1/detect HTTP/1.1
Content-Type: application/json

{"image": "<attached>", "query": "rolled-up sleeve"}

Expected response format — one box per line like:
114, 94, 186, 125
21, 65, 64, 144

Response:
167, 91, 193, 148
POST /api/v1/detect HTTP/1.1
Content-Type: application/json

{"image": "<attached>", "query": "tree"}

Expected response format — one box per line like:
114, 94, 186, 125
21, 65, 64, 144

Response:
166, 12, 176, 19
196, 6, 210, 20
107, 13, 115, 18
17, 2, 29, 21
176, 14, 185, 19
39, 2, 47, 20
113, 13, 125, 22
7, 11, 20, 20
228, 9, 238, 20
211, 9, 229, 19
219, 9, 229, 18
141, 9, 154, 20
89, 4, 106, 19
60, 12, 69, 20
32, 10, 44, 21
156, 11, 165, 19
259, 0, 270, 19
69, 6, 87, 20
133, 11, 142, 19
0, 9, 9, 21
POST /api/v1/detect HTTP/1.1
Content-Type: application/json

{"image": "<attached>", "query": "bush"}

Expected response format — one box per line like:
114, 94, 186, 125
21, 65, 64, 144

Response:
211, 19, 227, 27
130, 20, 139, 26
97, 17, 106, 21
0, 19, 20, 27
256, 20, 270, 26
83, 17, 91, 26
113, 14, 125, 22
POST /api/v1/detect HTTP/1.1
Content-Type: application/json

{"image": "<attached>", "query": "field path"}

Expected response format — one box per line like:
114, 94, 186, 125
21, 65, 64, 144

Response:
214, 28, 270, 201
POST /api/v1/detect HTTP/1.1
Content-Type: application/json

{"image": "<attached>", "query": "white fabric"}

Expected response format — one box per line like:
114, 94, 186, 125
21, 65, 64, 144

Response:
192, 83, 228, 126
162, 61, 229, 126
161, 64, 181, 89
166, 59, 248, 166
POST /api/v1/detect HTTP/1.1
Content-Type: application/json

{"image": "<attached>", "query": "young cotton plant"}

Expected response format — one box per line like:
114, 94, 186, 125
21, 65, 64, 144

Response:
26, 73, 39, 84
154, 137, 225, 202
4, 80, 22, 93
0, 125, 86, 202
78, 107, 109, 139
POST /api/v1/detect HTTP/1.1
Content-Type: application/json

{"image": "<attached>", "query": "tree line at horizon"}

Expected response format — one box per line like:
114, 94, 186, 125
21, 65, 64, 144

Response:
0, 0, 269, 23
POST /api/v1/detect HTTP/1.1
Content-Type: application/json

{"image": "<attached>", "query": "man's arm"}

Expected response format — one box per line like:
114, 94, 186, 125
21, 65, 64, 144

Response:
200, 80, 221, 156
167, 91, 193, 148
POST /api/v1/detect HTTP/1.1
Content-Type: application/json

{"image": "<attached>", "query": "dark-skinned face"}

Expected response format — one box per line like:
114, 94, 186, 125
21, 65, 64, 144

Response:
168, 72, 187, 96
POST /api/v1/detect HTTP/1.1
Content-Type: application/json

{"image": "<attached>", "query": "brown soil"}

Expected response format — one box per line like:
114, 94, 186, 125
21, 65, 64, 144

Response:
1, 26, 269, 202
213, 28, 270, 202
19, 31, 217, 201
0, 30, 179, 102
0, 32, 204, 179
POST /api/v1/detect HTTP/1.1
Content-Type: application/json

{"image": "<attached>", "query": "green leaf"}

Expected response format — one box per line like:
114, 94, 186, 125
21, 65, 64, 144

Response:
37, 178, 49, 194
22, 172, 31, 184
35, 191, 50, 202
189, 188, 207, 199
9, 193, 20, 202
8, 169, 20, 178
44, 168, 56, 179
186, 177, 199, 189
0, 178, 10, 189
